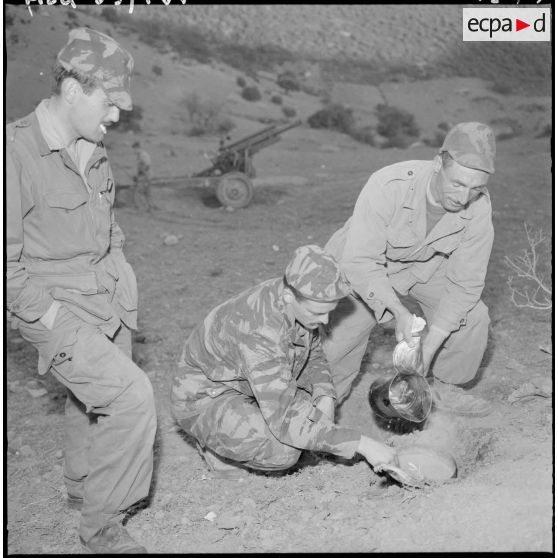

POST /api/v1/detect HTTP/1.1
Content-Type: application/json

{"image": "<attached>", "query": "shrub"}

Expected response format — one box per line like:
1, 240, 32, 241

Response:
277, 71, 301, 93
241, 86, 261, 102
236, 76, 247, 88
490, 81, 513, 95
113, 105, 143, 133
180, 93, 235, 136
375, 104, 419, 148
152, 64, 163, 77
67, 10, 78, 22
282, 106, 297, 118
307, 103, 355, 134
349, 126, 376, 147
535, 123, 552, 138
100, 7, 121, 24
271, 94, 283, 105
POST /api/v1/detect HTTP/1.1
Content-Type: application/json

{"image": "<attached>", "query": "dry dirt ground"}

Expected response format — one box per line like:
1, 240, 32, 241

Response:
6, 130, 553, 554
5, 5, 553, 555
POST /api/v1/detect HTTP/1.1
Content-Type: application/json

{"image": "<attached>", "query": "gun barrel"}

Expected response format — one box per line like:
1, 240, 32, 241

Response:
220, 119, 302, 153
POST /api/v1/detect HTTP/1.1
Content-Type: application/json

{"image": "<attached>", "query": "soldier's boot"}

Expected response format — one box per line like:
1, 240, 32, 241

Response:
81, 520, 147, 554
196, 442, 251, 480
431, 379, 492, 417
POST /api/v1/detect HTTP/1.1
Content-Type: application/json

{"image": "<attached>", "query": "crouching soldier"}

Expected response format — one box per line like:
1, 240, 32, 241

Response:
171, 245, 397, 479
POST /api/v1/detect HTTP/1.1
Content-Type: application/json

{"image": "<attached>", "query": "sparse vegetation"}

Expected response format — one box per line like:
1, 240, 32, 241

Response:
490, 81, 514, 95
505, 223, 552, 311
180, 93, 235, 136
271, 94, 283, 105
241, 86, 262, 102
349, 126, 376, 147
100, 7, 121, 25
282, 106, 297, 118
307, 103, 355, 134
152, 64, 163, 77
112, 105, 143, 133
535, 123, 552, 138
236, 76, 247, 88
375, 103, 419, 148
277, 71, 301, 93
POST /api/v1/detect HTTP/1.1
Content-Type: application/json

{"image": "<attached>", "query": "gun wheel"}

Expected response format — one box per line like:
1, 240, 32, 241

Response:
216, 172, 254, 209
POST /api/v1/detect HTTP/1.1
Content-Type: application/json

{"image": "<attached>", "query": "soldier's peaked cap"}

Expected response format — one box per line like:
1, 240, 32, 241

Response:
440, 122, 496, 174
284, 245, 350, 302
57, 27, 134, 111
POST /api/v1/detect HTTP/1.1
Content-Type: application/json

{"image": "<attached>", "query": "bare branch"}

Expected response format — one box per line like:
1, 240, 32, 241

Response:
504, 222, 552, 311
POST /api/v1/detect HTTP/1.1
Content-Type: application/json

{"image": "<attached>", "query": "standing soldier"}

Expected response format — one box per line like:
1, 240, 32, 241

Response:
6, 28, 156, 553
171, 245, 397, 479
322, 122, 496, 417
132, 140, 156, 211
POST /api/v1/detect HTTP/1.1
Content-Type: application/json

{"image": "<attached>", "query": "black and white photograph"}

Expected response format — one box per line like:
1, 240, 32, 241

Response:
5, 1, 553, 554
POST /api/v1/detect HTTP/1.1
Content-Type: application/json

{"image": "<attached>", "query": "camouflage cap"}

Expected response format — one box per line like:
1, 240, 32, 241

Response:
57, 27, 134, 111
440, 122, 496, 174
284, 245, 350, 302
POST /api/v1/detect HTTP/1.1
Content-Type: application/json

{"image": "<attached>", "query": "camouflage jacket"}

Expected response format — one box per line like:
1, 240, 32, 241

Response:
172, 278, 361, 459
326, 160, 494, 334
6, 105, 138, 364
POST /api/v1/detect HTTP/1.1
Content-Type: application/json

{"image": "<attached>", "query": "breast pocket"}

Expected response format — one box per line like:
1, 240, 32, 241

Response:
42, 192, 90, 256
386, 230, 424, 261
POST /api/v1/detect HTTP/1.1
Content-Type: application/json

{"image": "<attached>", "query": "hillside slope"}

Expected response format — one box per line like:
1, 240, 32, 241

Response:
114, 4, 551, 93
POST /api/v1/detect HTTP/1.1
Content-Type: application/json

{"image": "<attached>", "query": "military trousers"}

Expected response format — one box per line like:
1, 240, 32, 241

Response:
322, 266, 490, 403
177, 388, 301, 472
17, 305, 157, 542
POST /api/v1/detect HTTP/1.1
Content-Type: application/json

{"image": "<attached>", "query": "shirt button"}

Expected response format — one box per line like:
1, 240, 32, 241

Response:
368, 291, 375, 298
60, 352, 66, 358
408, 170, 413, 176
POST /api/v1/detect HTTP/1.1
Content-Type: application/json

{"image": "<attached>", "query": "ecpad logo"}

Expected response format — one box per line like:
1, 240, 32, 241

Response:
463, 8, 550, 42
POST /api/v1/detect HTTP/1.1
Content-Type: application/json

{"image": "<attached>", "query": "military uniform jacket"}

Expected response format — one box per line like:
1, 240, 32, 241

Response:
326, 160, 494, 334
172, 278, 362, 459
6, 109, 138, 370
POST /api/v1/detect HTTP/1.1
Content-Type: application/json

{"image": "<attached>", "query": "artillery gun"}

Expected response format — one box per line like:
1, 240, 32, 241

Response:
119, 119, 301, 209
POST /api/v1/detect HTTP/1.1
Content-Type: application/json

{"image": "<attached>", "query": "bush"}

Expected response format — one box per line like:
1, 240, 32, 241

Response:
241, 86, 261, 102
490, 81, 513, 95
100, 7, 121, 24
307, 103, 355, 134
282, 106, 297, 118
349, 126, 376, 147
113, 105, 143, 133
277, 71, 301, 93
236, 76, 247, 88
375, 104, 419, 148
535, 123, 552, 138
271, 94, 283, 105
180, 93, 235, 136
152, 64, 163, 77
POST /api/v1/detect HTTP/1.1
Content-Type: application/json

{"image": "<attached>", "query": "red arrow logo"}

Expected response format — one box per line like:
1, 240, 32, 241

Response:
516, 18, 530, 31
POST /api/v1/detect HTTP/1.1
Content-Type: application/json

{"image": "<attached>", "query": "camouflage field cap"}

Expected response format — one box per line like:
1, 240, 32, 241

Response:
284, 245, 350, 302
440, 122, 496, 174
57, 27, 134, 111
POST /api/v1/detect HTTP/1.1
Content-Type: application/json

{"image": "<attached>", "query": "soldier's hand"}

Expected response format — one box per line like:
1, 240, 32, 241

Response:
356, 435, 397, 468
393, 308, 415, 343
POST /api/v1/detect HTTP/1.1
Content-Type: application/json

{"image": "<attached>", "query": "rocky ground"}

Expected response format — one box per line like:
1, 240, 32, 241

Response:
5, 4, 553, 555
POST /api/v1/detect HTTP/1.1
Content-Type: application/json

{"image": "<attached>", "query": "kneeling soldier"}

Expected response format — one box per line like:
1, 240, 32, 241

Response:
171, 245, 396, 479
